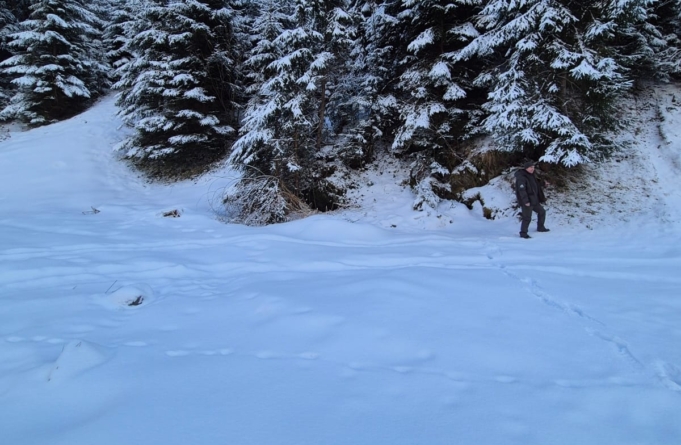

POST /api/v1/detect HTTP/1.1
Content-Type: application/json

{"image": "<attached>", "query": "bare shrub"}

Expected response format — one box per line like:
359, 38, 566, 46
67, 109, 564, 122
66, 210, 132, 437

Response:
224, 168, 313, 226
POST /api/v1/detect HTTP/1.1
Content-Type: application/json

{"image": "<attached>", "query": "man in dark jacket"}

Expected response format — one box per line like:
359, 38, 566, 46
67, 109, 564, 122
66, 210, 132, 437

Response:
515, 159, 549, 239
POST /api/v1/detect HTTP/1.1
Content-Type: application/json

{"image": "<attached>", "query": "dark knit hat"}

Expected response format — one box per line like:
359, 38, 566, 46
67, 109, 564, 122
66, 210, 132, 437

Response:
521, 159, 536, 169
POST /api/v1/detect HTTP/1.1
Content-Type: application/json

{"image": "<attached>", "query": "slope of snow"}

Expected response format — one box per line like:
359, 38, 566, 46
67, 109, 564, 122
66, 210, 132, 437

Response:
412, 84, 681, 233
1, 92, 681, 445
543, 84, 681, 230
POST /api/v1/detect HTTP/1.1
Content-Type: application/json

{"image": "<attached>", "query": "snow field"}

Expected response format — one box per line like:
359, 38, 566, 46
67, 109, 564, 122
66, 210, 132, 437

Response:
1, 93, 681, 444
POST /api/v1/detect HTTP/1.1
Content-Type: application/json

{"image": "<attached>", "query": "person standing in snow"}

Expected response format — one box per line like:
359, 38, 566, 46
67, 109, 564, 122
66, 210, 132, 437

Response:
515, 159, 549, 239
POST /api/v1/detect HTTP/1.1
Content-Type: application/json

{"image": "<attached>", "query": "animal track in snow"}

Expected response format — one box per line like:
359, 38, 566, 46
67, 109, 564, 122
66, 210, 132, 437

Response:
504, 271, 605, 326
586, 329, 644, 370
484, 241, 602, 325
482, 242, 680, 390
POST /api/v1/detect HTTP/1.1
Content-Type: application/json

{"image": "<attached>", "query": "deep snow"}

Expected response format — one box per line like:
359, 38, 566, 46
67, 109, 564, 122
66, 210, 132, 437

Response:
1, 90, 681, 445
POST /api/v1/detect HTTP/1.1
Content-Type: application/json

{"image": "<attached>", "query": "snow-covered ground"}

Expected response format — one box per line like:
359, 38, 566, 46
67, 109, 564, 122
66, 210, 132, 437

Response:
1, 91, 681, 445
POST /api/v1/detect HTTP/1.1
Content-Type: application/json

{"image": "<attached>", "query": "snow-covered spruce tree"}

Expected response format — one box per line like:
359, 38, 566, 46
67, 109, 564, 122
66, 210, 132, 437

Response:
393, 0, 482, 153
300, 0, 353, 157
103, 1, 134, 78
0, 0, 109, 126
390, 0, 483, 210
103, 0, 151, 80
83, 0, 111, 98
454, 0, 632, 166
627, 0, 681, 80
114, 0, 240, 177
0, 2, 16, 56
6, 0, 32, 22
240, 0, 293, 93
0, 1, 17, 107
227, 0, 353, 224
222, 0, 295, 224
89, 0, 114, 22
333, 1, 400, 167
223, 0, 253, 115
654, 0, 681, 77
586, 0, 680, 81
655, 0, 681, 77
319, 2, 358, 141
0, 0, 32, 108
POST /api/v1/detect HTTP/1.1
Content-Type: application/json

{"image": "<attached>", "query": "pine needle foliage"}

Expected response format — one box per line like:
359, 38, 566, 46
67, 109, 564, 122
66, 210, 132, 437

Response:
114, 0, 240, 174
0, 0, 109, 126
228, 0, 353, 223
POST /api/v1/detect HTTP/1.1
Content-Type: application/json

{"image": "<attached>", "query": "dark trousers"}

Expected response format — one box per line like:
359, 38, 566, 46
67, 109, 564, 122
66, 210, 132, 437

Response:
520, 203, 546, 235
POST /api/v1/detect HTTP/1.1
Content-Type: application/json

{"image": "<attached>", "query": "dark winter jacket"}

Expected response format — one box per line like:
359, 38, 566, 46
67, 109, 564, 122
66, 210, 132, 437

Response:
515, 169, 546, 206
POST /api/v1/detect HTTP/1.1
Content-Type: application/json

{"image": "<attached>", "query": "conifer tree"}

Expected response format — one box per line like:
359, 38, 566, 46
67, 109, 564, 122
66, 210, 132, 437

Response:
228, 0, 353, 224
0, 1, 17, 106
655, 0, 681, 77
389, 0, 483, 209
656, 0, 681, 77
103, 0, 148, 80
590, 0, 678, 80
337, 1, 399, 166
629, 0, 681, 79
86, 0, 112, 97
455, 0, 632, 166
6, 0, 32, 22
103, 2, 133, 77
0, 2, 15, 49
114, 0, 240, 174
392, 0, 481, 154
0, 0, 109, 126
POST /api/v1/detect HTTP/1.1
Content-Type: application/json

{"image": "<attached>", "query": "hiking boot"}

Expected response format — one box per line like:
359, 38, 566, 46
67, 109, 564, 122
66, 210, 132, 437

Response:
537, 227, 550, 232
520, 233, 531, 239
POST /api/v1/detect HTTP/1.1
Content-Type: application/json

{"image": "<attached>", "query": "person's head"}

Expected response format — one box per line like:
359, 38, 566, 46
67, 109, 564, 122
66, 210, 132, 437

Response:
521, 159, 536, 173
